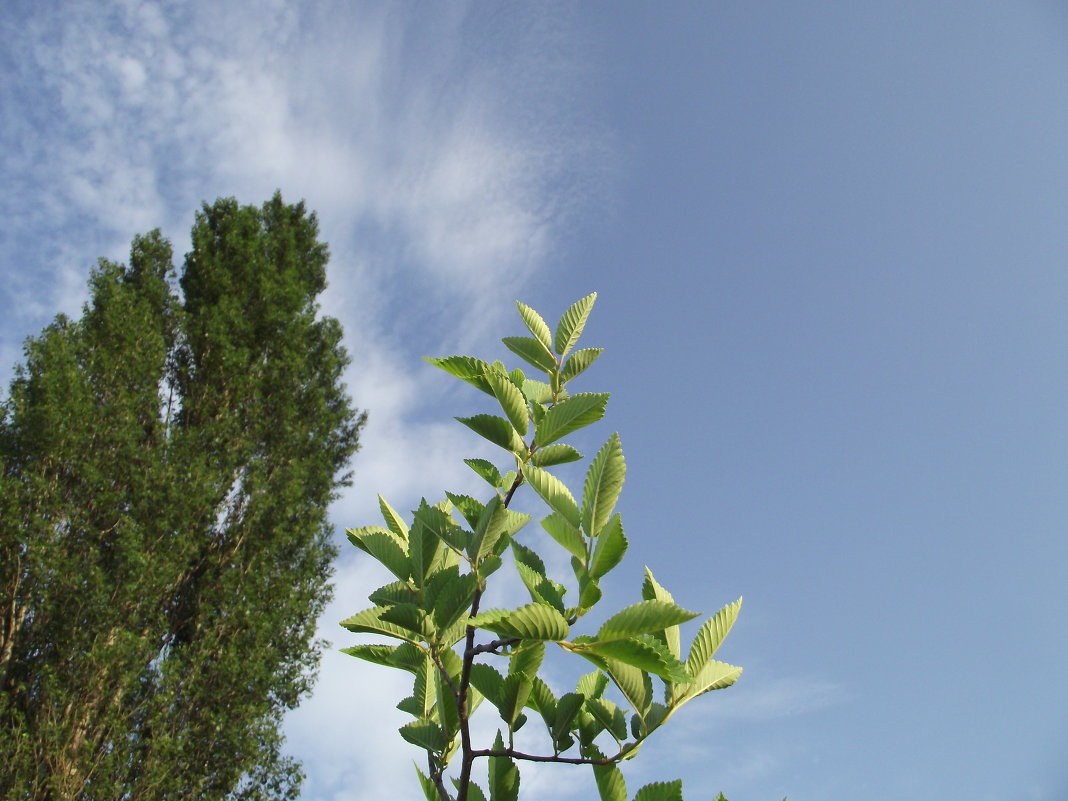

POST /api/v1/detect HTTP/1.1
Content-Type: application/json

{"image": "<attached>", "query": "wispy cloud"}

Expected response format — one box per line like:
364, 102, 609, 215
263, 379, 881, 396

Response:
1, 2, 608, 798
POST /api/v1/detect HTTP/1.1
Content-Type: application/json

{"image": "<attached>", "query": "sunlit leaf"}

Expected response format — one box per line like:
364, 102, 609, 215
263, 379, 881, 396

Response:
633, 779, 684, 801
674, 660, 743, 705
399, 718, 446, 752
535, 392, 609, 446
541, 512, 586, 562
445, 492, 484, 530
554, 292, 597, 357
530, 443, 583, 467
424, 355, 493, 394
509, 639, 545, 679
495, 673, 532, 728
457, 414, 526, 453
593, 758, 628, 801
598, 600, 698, 643
582, 433, 626, 538
465, 458, 502, 487
641, 568, 681, 660
348, 530, 409, 581
685, 597, 742, 675
521, 377, 555, 404
379, 603, 429, 637
515, 300, 554, 354
469, 603, 570, 641
339, 644, 400, 667
589, 514, 627, 580
522, 464, 579, 528
486, 366, 529, 436
560, 347, 603, 384
488, 730, 520, 801
585, 697, 628, 742
339, 607, 423, 645
503, 336, 557, 374
414, 766, 439, 801
585, 635, 691, 684
378, 495, 409, 541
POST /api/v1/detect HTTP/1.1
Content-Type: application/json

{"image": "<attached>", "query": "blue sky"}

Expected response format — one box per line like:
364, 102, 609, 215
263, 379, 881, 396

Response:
3, 2, 1066, 799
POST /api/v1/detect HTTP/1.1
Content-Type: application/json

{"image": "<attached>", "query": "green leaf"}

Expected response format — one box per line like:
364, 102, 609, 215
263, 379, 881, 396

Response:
414, 766, 440, 801
560, 347, 603, 384
515, 300, 554, 354
488, 731, 520, 801
605, 659, 653, 721
674, 660, 743, 705
633, 779, 684, 801
351, 530, 410, 581
465, 458, 502, 487
585, 697, 628, 742
515, 560, 567, 614
378, 495, 410, 541
593, 759, 628, 801
536, 392, 609, 446
410, 652, 436, 718
503, 336, 558, 374
339, 644, 401, 667
522, 464, 580, 528
541, 512, 586, 563
469, 663, 506, 705
399, 718, 446, 752
496, 674, 532, 728
445, 492, 485, 530
521, 377, 555, 405
512, 542, 567, 613
368, 580, 415, 607
585, 636, 691, 684
582, 433, 626, 538
457, 414, 526, 453
530, 443, 583, 467
554, 292, 597, 357
551, 692, 585, 748
686, 597, 742, 674
471, 496, 531, 564
413, 501, 466, 552
486, 367, 529, 437
408, 501, 444, 587
589, 514, 627, 580
430, 572, 477, 632
339, 607, 423, 645
577, 565, 603, 610
424, 354, 494, 394
435, 666, 461, 739
469, 603, 570, 641
598, 600, 699, 643
641, 568, 681, 660
509, 639, 545, 678
577, 670, 609, 700
379, 603, 429, 637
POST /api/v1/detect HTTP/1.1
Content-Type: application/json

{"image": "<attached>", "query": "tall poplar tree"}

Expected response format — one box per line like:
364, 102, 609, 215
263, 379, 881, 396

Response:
0, 194, 364, 801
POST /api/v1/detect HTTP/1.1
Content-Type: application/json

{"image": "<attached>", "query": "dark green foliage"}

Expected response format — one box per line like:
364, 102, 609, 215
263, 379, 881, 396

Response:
0, 194, 364, 800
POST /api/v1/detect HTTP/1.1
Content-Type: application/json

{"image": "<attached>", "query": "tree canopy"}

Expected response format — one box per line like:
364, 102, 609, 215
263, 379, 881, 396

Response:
0, 193, 364, 800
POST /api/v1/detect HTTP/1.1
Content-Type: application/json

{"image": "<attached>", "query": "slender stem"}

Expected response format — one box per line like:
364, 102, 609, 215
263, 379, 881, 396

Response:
469, 747, 622, 766
457, 446, 526, 801
428, 750, 450, 801
454, 587, 482, 801
467, 635, 519, 657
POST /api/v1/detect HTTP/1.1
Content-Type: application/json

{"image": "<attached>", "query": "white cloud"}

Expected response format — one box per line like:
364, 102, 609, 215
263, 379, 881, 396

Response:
1, 2, 609, 798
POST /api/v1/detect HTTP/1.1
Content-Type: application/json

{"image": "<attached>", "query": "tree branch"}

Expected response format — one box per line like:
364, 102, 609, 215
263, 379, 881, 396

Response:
469, 747, 624, 766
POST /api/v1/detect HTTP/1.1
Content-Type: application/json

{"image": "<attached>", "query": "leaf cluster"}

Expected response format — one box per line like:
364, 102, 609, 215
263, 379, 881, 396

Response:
342, 295, 742, 801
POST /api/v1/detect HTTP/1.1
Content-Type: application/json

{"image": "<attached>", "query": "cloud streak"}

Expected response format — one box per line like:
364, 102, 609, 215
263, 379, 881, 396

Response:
1, 2, 607, 798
